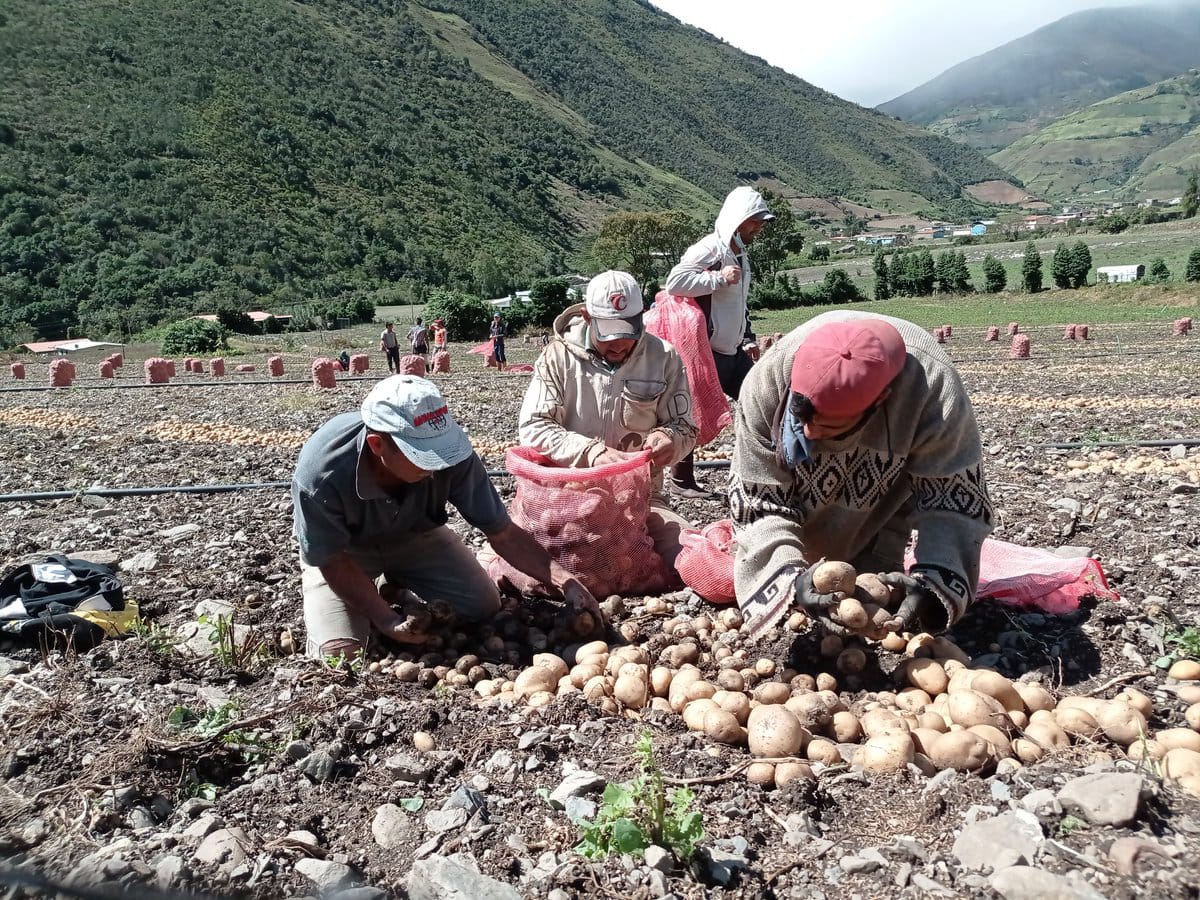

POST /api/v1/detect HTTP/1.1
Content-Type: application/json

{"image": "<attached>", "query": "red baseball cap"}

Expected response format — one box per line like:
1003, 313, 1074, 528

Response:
790, 319, 907, 418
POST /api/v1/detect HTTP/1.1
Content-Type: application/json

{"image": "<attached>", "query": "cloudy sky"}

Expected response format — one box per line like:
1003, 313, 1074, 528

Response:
651, 0, 1167, 107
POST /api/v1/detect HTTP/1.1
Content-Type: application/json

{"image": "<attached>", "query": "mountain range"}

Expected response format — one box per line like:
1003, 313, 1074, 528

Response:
0, 0, 1007, 341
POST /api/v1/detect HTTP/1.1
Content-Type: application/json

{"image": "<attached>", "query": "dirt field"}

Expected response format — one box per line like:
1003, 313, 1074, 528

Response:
1, 322, 1199, 899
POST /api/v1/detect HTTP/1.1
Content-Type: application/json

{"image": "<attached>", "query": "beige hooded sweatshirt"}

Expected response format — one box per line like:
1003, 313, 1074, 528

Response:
665, 186, 772, 356
518, 303, 698, 471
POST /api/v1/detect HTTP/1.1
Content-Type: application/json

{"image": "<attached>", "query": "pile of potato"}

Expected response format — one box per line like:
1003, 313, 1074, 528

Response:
972, 392, 1200, 413
1061, 450, 1200, 483
143, 420, 310, 449
0, 407, 99, 430
470, 438, 515, 460
694, 446, 731, 462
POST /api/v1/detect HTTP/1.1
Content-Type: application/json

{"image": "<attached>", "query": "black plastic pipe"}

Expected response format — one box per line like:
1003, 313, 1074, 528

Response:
1031, 439, 1200, 450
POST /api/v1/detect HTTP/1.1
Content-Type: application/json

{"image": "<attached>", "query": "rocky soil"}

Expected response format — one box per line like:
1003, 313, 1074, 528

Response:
1, 322, 1199, 900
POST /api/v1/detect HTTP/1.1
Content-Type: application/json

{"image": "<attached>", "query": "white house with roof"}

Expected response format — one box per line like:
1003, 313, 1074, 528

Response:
1097, 264, 1145, 283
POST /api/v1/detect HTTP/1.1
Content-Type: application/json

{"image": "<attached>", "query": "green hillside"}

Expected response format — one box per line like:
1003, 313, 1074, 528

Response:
878, 4, 1200, 155
992, 71, 1200, 200
0, 0, 1007, 342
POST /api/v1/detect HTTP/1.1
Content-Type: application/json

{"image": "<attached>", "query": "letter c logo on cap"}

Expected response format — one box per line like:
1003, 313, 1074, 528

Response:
609, 292, 627, 312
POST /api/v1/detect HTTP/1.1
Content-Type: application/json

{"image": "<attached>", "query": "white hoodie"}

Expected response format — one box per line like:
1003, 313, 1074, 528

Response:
665, 186, 772, 355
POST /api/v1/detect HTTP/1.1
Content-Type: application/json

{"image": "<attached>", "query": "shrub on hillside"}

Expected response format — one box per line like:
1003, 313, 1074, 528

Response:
216, 307, 257, 334
527, 278, 570, 328
162, 318, 226, 355
424, 288, 495, 341
982, 255, 1007, 293
1186, 248, 1200, 282
1146, 257, 1171, 284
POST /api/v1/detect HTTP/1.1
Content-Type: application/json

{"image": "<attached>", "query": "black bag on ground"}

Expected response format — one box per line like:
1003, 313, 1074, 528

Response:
0, 553, 137, 649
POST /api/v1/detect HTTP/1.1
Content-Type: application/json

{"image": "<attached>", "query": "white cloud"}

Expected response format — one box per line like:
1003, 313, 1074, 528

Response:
651, 0, 1167, 106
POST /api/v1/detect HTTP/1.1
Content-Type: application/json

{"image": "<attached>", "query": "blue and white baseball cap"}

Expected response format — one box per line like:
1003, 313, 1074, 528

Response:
361, 376, 473, 471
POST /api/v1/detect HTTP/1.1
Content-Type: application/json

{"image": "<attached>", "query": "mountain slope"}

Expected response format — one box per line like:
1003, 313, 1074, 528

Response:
878, 4, 1200, 155
0, 0, 1008, 340
992, 70, 1200, 199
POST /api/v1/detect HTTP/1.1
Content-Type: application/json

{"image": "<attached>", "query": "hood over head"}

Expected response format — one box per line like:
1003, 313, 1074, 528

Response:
714, 186, 774, 249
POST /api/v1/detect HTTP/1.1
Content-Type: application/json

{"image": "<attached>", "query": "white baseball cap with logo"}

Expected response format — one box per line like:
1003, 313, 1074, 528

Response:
360, 375, 473, 471
585, 270, 644, 342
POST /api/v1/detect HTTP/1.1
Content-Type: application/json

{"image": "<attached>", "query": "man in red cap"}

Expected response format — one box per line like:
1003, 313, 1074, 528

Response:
729, 311, 993, 638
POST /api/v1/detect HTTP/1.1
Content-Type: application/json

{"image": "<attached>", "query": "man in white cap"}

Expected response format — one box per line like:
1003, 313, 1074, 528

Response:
518, 270, 697, 570
293, 375, 598, 658
665, 185, 775, 498
729, 311, 993, 639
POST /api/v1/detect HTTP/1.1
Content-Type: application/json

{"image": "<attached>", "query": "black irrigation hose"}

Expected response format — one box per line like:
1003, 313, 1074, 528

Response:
0, 460, 736, 503
1031, 439, 1200, 450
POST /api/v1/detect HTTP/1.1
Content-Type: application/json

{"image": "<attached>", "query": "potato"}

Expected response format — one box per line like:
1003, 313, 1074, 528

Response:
785, 693, 833, 731
854, 572, 891, 607
1023, 720, 1070, 752
665, 642, 700, 668
948, 690, 1009, 730
909, 727, 943, 756
605, 646, 649, 675
1054, 707, 1101, 739
568, 662, 601, 689
917, 710, 949, 732
1177, 774, 1200, 800
754, 682, 791, 705
1012, 738, 1045, 764
1117, 688, 1154, 719
837, 647, 868, 674
1095, 702, 1148, 747
834, 598, 869, 630
860, 708, 909, 737
576, 639, 609, 661
907, 633, 936, 658
931, 637, 970, 664
717, 669, 745, 692
969, 724, 1014, 760
966, 671, 1023, 713
1157, 728, 1200, 753
819, 634, 844, 658
1161, 747, 1200, 782
1187, 704, 1200, 732
1126, 738, 1164, 762
830, 710, 863, 743
526, 690, 555, 708
1168, 659, 1200, 681
514, 665, 558, 700
668, 666, 703, 712
774, 762, 814, 788
880, 632, 908, 652
649, 666, 674, 698
815, 673, 838, 693
817, 689, 847, 713
713, 690, 751, 725
649, 697, 673, 713
811, 560, 856, 595
747, 705, 809, 758
805, 737, 841, 764
1178, 685, 1200, 705
929, 731, 992, 772
703, 708, 744, 745
791, 673, 817, 692
1014, 682, 1057, 713
745, 762, 776, 786
896, 687, 933, 714
908, 658, 949, 696
684, 680, 717, 703
857, 733, 915, 773
614, 674, 648, 709
682, 698, 720, 732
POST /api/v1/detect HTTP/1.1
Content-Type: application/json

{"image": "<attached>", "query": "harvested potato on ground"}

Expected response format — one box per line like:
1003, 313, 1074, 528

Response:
1187, 704, 1200, 732
833, 598, 869, 630
745, 762, 776, 786
856, 733, 915, 773
1095, 702, 1148, 747
774, 762, 813, 788
703, 707, 744, 745
907, 658, 949, 696
854, 572, 892, 607
1162, 747, 1200, 782
1168, 659, 1200, 681
1157, 728, 1200, 753
929, 731, 992, 772
747, 705, 809, 757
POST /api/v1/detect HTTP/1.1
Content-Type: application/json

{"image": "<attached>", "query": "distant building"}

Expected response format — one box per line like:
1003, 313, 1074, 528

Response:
195, 311, 293, 324
21, 338, 122, 354
1024, 215, 1056, 230
1097, 264, 1145, 283
489, 290, 533, 308
915, 225, 948, 240
857, 233, 908, 247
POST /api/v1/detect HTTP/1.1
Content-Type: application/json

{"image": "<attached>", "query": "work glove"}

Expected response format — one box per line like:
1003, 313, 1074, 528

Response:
793, 566, 849, 637
877, 572, 949, 634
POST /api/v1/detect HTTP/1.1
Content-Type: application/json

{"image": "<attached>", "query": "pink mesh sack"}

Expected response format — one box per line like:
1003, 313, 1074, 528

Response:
645, 292, 732, 446
431, 350, 451, 373
400, 355, 427, 376
676, 519, 737, 605
490, 447, 672, 597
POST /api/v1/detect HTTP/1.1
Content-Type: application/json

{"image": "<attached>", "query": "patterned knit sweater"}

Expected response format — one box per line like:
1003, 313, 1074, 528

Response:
730, 311, 993, 626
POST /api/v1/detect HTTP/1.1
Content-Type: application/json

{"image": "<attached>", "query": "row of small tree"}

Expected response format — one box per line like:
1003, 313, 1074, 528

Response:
872, 248, 974, 299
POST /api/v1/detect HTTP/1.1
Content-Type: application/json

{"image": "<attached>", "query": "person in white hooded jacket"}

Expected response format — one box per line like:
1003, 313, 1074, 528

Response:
518, 271, 698, 569
665, 185, 775, 498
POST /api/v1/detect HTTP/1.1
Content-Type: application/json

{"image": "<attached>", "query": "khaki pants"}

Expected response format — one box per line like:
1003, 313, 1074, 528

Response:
301, 526, 501, 657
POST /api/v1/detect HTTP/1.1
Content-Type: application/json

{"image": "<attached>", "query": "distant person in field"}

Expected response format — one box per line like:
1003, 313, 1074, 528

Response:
338, 350, 351, 372
730, 311, 993, 639
518, 270, 698, 570
432, 318, 448, 354
292, 375, 599, 659
665, 185, 775, 498
408, 318, 428, 363
380, 323, 401, 373
490, 313, 507, 372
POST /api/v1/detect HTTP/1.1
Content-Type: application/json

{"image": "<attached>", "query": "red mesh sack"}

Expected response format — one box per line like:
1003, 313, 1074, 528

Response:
676, 519, 737, 605
400, 355, 427, 376
645, 292, 732, 446
490, 447, 672, 597
431, 350, 451, 373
